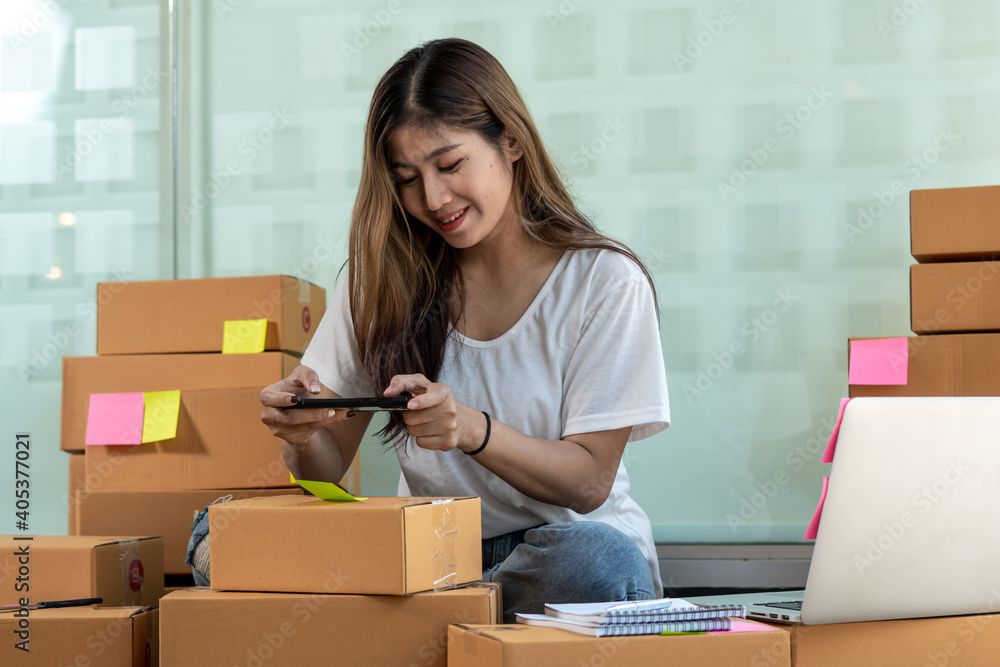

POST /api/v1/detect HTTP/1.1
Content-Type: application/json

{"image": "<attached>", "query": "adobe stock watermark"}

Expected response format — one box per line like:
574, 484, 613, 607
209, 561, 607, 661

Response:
17, 270, 132, 383
673, 0, 754, 72
179, 107, 296, 223
843, 126, 959, 244
853, 459, 968, 575
339, 0, 414, 62
878, 0, 931, 40
52, 66, 167, 181
717, 85, 833, 202
726, 413, 837, 533
683, 287, 799, 403
571, 117, 627, 171
545, 0, 587, 30
5, 0, 71, 52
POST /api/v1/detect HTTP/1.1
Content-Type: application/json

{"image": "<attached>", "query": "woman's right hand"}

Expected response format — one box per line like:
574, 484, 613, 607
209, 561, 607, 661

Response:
259, 365, 353, 446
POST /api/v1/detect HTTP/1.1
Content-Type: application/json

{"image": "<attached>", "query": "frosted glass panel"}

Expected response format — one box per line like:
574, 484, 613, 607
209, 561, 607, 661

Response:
174, 0, 999, 543
75, 26, 135, 90
0, 122, 56, 184
73, 118, 134, 181
0, 212, 53, 275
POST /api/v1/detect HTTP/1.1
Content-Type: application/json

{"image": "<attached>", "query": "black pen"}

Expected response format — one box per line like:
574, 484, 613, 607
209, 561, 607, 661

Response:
0, 597, 102, 612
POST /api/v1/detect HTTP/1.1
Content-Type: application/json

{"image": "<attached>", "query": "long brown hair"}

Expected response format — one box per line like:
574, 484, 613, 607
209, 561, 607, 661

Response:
349, 38, 657, 443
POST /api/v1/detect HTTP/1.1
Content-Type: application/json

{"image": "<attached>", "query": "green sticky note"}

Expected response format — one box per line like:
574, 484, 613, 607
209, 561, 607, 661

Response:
141, 390, 181, 443
222, 319, 268, 354
296, 478, 366, 502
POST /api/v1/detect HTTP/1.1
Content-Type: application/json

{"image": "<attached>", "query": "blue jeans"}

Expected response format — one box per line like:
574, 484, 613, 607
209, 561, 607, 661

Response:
185, 502, 214, 586
482, 522, 656, 623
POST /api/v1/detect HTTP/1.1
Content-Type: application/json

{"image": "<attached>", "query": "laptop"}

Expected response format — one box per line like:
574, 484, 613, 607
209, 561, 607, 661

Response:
687, 397, 1000, 625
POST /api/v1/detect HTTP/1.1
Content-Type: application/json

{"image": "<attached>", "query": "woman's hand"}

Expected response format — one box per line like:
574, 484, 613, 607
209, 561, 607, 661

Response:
260, 365, 353, 446
384, 373, 486, 452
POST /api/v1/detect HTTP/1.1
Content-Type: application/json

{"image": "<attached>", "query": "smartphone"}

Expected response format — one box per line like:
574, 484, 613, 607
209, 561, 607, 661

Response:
287, 396, 411, 412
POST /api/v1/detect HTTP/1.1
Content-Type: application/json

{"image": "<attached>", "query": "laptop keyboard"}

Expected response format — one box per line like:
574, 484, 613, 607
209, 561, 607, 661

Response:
759, 601, 803, 611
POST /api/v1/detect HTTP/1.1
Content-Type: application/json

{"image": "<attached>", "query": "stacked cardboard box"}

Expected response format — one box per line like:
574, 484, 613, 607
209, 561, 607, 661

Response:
62, 275, 358, 586
161, 494, 497, 665
850, 185, 1000, 397
0, 534, 163, 664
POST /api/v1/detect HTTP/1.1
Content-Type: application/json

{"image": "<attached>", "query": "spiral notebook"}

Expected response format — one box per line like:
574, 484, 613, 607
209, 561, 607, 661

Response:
516, 598, 745, 636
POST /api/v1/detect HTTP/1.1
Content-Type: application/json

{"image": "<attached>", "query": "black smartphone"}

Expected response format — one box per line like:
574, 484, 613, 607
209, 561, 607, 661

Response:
287, 396, 411, 412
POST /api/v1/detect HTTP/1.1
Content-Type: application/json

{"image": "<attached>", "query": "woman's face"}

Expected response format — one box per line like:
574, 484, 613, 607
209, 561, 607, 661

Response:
388, 124, 522, 250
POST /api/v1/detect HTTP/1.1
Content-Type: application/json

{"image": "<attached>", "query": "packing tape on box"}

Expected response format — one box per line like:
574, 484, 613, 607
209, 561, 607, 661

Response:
431, 499, 459, 591
118, 539, 143, 605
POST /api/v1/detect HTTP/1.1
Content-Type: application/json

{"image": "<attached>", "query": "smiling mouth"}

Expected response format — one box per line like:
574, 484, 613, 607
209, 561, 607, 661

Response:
436, 207, 467, 224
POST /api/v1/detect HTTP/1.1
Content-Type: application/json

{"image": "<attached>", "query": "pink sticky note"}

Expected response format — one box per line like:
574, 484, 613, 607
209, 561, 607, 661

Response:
848, 338, 909, 385
84, 393, 145, 445
820, 398, 851, 463
803, 477, 830, 540
709, 620, 777, 634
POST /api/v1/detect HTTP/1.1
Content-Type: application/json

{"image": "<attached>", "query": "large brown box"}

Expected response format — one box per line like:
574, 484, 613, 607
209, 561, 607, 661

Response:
447, 622, 790, 667
848, 334, 1000, 397
774, 613, 1000, 667
0, 605, 157, 666
911, 185, 1000, 262
97, 274, 325, 355
76, 487, 308, 575
0, 535, 163, 607
61, 352, 298, 452
83, 386, 295, 491
210, 495, 482, 595
161, 584, 499, 667
911, 261, 1000, 333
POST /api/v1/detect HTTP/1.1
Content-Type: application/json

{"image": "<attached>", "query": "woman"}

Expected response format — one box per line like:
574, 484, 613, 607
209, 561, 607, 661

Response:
256, 38, 669, 621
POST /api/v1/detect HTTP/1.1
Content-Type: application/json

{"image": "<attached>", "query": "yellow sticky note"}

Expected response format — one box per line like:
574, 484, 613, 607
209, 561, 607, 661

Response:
222, 319, 268, 354
296, 478, 366, 502
141, 390, 181, 443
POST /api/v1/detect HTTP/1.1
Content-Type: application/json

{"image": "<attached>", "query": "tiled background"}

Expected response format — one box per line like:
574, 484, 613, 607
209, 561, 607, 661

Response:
2, 0, 999, 540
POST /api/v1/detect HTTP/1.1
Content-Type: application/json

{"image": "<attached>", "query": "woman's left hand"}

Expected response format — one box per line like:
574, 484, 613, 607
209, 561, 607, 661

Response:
384, 374, 484, 452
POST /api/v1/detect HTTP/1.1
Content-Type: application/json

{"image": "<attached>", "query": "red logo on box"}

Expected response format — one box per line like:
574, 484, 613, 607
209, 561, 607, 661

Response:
128, 559, 144, 591
302, 307, 311, 332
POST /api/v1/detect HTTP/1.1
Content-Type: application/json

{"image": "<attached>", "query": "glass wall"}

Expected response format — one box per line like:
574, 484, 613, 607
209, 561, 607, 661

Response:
4, 0, 1000, 540
0, 0, 162, 534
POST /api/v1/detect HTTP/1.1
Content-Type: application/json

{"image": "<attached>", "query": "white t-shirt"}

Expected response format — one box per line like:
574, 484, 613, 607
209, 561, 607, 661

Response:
302, 247, 671, 593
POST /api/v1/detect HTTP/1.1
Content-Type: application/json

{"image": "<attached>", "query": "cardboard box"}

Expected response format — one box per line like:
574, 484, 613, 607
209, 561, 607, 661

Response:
210, 495, 482, 595
76, 487, 309, 574
773, 613, 1000, 667
61, 352, 298, 452
0, 605, 157, 667
97, 274, 325, 355
83, 386, 296, 491
911, 185, 1000, 262
160, 584, 498, 667
848, 334, 1000, 397
911, 261, 1000, 333
446, 622, 790, 667
0, 535, 164, 607
68, 452, 85, 534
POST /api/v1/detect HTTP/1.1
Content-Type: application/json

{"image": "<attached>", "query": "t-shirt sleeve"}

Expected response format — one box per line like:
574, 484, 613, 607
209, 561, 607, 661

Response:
561, 269, 670, 442
301, 279, 375, 398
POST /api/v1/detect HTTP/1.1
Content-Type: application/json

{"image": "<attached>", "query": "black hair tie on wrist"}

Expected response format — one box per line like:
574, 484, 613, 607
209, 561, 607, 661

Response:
465, 411, 491, 456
